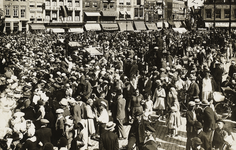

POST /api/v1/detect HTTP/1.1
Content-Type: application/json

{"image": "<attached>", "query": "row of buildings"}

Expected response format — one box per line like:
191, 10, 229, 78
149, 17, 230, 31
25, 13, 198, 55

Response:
1, 0, 236, 33
0, 0, 187, 33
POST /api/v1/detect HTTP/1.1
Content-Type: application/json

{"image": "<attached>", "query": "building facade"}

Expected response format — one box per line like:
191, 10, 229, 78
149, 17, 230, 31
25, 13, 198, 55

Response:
45, 0, 83, 32
203, 0, 236, 28
3, 0, 30, 33
172, 0, 186, 27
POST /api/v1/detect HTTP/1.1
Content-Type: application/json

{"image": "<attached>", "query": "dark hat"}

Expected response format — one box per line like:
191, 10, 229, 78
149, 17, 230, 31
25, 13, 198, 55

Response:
58, 137, 68, 147
191, 137, 202, 145
216, 119, 225, 124
43, 142, 54, 150
194, 121, 203, 129
146, 125, 155, 132
74, 122, 84, 130
134, 111, 143, 116
37, 100, 44, 105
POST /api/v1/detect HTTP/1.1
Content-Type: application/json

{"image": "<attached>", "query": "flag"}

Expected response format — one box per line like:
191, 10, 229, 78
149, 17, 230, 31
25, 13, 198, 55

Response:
60, 6, 68, 17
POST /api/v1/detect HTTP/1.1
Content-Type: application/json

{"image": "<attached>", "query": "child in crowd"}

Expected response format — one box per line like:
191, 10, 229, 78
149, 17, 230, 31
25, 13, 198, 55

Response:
166, 106, 178, 137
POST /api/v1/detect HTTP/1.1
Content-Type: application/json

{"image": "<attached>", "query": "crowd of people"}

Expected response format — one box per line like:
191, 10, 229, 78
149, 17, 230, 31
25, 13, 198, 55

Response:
0, 28, 236, 150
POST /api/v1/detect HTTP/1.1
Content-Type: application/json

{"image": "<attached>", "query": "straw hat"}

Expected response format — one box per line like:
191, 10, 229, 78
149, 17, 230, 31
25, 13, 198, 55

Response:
105, 121, 116, 131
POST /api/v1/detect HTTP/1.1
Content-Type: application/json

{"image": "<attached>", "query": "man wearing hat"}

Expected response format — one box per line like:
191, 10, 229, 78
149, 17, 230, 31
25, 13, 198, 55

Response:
99, 121, 119, 150
187, 75, 200, 102
194, 121, 211, 150
212, 119, 233, 150
191, 137, 204, 150
194, 98, 203, 123
127, 111, 148, 150
55, 108, 65, 143
211, 61, 224, 91
35, 119, 52, 147
142, 125, 160, 150
202, 99, 217, 146
186, 101, 197, 150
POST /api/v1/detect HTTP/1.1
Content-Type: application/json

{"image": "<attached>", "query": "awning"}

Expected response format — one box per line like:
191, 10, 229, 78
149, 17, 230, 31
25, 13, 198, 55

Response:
101, 24, 119, 31
84, 24, 101, 31
156, 22, 163, 28
205, 22, 213, 28
173, 28, 187, 34
134, 21, 146, 31
146, 23, 157, 30
48, 28, 65, 33
69, 28, 84, 33
174, 21, 182, 28
69, 42, 82, 47
118, 22, 134, 31
84, 12, 101, 17
85, 47, 103, 56
102, 11, 118, 17
30, 24, 45, 30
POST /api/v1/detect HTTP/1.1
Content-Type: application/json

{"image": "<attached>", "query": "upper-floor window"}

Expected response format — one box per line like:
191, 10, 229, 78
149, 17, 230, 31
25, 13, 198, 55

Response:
224, 9, 230, 18
85, 2, 90, 7
93, 2, 98, 7
104, 3, 107, 9
137, 0, 141, 5
75, 0, 80, 6
68, 0, 72, 6
119, 0, 124, 5
206, 9, 212, 18
110, 3, 114, 8
215, 9, 221, 18
126, 0, 131, 5
5, 6, 10, 17
13, 6, 19, 18
21, 8, 26, 17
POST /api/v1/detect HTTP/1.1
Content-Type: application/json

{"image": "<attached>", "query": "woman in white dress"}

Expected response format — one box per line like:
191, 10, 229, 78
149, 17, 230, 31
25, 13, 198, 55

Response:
153, 80, 166, 120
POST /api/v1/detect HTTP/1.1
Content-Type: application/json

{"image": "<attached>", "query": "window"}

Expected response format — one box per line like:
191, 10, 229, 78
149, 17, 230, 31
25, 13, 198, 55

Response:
75, 11, 80, 21
45, 11, 50, 20
52, 0, 57, 6
234, 9, 236, 18
75, 0, 80, 6
206, 9, 212, 18
30, 3, 35, 7
135, 8, 139, 17
21, 9, 25, 17
104, 3, 107, 9
21, 0, 26, 1
224, 9, 230, 18
68, 0, 72, 7
37, 4, 42, 8
37, 18, 42, 21
13, 6, 19, 18
30, 18, 35, 22
119, 0, 124, 5
110, 4, 114, 8
137, 0, 141, 5
134, 8, 143, 17
52, 11, 57, 18
93, 2, 98, 7
126, 0, 131, 5
13, 0, 18, 1
5, 6, 10, 17
67, 11, 72, 21
85, 2, 90, 7
215, 9, 221, 18
119, 12, 124, 18
46, 0, 50, 6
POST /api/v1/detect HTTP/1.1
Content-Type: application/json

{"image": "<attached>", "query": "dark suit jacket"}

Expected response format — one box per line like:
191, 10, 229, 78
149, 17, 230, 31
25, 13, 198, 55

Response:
143, 79, 152, 96
35, 127, 52, 145
143, 140, 158, 150
128, 118, 149, 144
197, 131, 211, 150
116, 95, 126, 120
186, 111, 195, 136
203, 106, 217, 131
188, 82, 200, 99
99, 130, 119, 150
